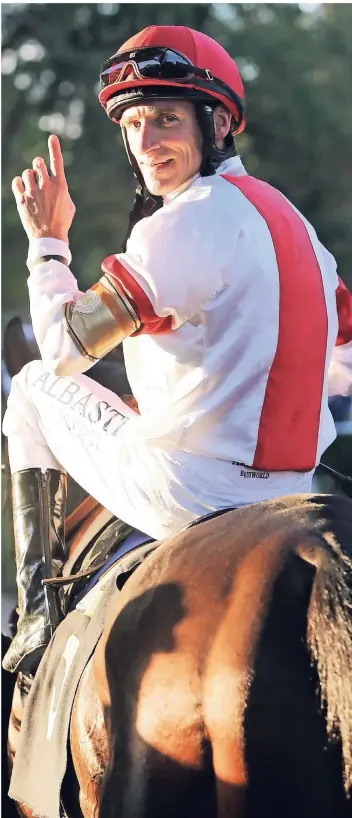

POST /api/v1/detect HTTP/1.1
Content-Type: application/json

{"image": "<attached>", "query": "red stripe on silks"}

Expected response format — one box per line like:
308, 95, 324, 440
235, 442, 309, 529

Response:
336, 277, 352, 346
222, 174, 328, 471
101, 255, 173, 335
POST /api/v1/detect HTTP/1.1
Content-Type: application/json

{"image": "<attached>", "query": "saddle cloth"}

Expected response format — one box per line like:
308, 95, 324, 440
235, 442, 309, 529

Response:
8, 538, 159, 818
66, 525, 154, 611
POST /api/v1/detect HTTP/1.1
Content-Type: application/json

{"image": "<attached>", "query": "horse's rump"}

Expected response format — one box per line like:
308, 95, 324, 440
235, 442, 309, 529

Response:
95, 493, 352, 818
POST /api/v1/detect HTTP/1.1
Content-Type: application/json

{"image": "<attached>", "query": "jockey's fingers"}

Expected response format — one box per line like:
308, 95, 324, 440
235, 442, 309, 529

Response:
12, 176, 26, 203
48, 134, 66, 185
32, 156, 50, 186
21, 169, 39, 193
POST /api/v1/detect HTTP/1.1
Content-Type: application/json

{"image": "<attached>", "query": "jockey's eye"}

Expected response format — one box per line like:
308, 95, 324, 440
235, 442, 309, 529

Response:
160, 113, 179, 125
124, 113, 179, 131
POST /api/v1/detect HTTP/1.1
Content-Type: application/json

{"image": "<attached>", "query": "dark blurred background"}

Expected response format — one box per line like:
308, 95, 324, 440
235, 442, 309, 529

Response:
2, 2, 352, 603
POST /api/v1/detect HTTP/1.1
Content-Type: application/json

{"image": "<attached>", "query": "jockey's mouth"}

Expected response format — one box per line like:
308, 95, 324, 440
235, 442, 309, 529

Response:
142, 158, 174, 169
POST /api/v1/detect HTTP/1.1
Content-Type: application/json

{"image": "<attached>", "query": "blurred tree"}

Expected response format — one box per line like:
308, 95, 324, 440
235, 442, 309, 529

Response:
2, 2, 352, 320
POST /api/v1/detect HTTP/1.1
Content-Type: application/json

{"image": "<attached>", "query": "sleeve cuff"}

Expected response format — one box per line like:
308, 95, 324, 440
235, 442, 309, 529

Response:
27, 238, 72, 266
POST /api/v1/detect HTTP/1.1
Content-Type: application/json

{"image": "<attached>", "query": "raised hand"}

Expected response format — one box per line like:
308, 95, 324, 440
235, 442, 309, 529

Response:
11, 134, 76, 243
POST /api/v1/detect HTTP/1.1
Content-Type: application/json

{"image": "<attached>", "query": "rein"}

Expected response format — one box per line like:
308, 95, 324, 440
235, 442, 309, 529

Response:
317, 462, 352, 497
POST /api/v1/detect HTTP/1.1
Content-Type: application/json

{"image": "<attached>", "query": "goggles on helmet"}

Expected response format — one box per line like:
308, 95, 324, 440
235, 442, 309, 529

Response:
100, 46, 216, 89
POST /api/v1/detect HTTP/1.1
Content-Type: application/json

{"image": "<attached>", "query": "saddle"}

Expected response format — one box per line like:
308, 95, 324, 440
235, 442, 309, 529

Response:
45, 504, 238, 615
45, 512, 152, 614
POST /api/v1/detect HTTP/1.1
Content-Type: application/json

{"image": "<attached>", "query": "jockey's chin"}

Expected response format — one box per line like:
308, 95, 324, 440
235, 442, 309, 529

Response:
139, 157, 200, 199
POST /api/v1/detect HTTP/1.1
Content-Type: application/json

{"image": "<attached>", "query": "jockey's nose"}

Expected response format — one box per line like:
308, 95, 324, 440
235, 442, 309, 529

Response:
138, 120, 161, 155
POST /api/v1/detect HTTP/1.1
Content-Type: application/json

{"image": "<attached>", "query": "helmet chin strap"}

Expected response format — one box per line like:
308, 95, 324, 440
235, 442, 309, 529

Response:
195, 104, 236, 176
120, 126, 163, 252
120, 104, 235, 252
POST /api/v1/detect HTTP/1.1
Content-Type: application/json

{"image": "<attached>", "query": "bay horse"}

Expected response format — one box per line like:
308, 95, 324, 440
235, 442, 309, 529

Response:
3, 320, 352, 818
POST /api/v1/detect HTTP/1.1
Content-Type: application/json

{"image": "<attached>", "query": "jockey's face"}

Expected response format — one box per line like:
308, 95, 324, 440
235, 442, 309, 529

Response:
120, 100, 203, 197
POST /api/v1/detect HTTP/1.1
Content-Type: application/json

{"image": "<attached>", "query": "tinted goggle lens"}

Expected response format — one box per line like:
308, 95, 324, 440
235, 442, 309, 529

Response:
100, 48, 195, 88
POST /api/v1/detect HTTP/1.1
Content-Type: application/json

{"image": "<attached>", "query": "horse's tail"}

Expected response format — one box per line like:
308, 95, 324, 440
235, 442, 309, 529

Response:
299, 497, 352, 793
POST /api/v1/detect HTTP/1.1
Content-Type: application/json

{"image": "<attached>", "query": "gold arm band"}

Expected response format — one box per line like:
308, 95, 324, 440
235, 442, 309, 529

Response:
63, 277, 141, 361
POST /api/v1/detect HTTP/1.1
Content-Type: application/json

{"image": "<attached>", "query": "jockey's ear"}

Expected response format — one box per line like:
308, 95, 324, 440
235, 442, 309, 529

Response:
213, 105, 232, 149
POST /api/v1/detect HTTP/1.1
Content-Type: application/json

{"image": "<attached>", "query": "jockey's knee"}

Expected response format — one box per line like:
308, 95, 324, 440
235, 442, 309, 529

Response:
8, 359, 50, 400
8, 360, 39, 394
2, 360, 44, 437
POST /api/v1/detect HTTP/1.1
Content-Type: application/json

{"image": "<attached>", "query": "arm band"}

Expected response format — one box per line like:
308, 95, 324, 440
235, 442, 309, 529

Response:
63, 274, 141, 361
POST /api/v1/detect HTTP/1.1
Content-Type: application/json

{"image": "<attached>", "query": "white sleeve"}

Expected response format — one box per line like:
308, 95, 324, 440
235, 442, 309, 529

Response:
327, 277, 352, 396
328, 342, 352, 397
27, 237, 95, 375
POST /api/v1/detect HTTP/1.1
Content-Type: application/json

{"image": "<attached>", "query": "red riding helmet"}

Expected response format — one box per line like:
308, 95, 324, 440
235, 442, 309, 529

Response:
99, 26, 246, 252
99, 25, 245, 135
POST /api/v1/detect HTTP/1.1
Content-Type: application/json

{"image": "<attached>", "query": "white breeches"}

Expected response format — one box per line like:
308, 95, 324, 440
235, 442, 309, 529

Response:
3, 361, 314, 540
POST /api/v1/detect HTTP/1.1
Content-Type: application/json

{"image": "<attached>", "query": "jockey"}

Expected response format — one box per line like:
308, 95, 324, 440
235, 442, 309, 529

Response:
3, 25, 352, 674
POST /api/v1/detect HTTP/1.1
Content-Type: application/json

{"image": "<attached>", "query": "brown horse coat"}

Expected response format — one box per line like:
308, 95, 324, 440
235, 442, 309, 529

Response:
81, 493, 352, 818
8, 494, 352, 818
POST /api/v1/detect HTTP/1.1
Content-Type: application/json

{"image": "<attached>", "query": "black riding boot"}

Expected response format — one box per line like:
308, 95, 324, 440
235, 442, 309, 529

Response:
2, 468, 67, 674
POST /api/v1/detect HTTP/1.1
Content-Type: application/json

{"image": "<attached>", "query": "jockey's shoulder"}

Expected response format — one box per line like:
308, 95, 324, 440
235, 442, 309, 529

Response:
127, 158, 249, 252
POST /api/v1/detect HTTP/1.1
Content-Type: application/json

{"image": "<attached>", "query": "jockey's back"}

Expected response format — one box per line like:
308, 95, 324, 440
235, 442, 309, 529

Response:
105, 155, 343, 473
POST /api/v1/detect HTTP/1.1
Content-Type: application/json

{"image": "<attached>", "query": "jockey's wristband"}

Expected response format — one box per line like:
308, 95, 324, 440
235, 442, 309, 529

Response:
27, 237, 72, 268
28, 255, 69, 270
